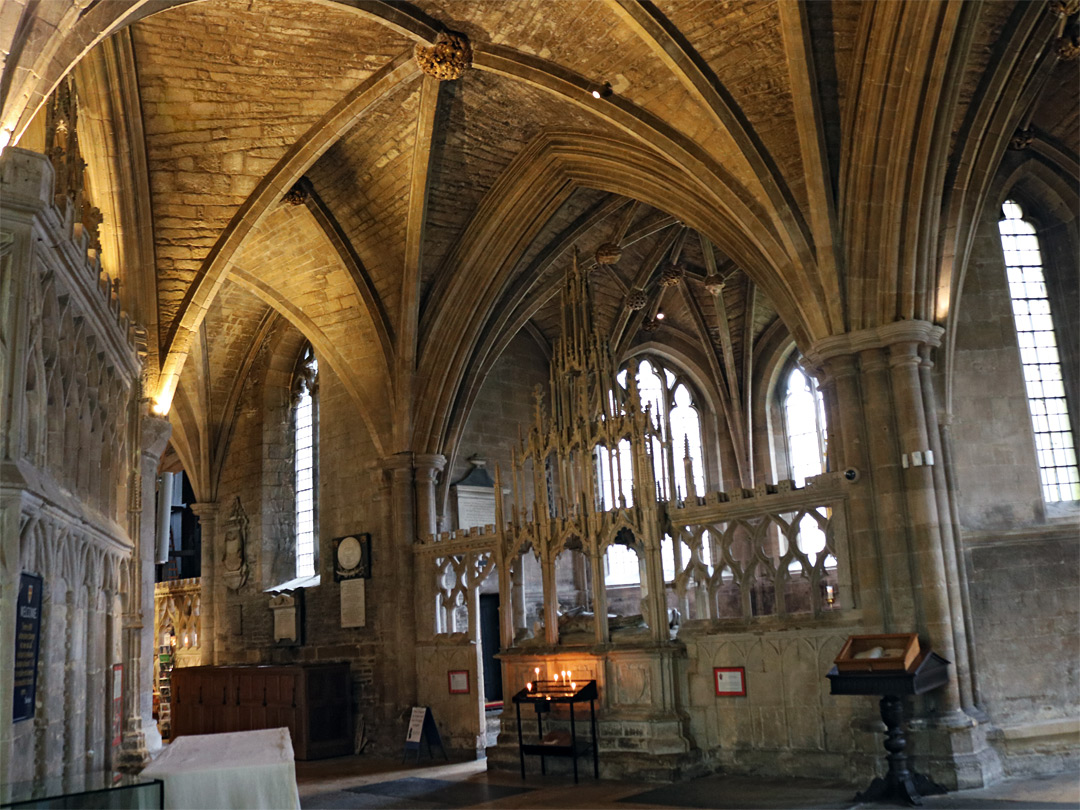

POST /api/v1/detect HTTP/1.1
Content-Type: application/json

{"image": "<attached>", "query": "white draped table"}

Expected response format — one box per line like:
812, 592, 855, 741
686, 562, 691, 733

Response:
141, 727, 301, 810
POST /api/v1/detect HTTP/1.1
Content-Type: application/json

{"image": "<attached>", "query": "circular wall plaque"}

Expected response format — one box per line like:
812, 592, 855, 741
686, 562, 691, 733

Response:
337, 535, 362, 570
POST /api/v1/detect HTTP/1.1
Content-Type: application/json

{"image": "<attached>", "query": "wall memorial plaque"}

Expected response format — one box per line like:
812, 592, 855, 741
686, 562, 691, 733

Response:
334, 533, 371, 581
340, 578, 366, 628
13, 573, 43, 722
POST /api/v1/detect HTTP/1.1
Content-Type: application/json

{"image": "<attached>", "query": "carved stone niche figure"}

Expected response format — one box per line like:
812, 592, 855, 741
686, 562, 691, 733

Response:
222, 497, 249, 591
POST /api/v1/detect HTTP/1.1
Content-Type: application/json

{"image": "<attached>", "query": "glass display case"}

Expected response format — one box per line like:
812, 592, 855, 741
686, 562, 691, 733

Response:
1, 773, 163, 809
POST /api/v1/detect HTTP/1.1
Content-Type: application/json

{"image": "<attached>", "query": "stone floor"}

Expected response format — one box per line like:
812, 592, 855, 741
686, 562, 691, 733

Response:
296, 756, 1080, 810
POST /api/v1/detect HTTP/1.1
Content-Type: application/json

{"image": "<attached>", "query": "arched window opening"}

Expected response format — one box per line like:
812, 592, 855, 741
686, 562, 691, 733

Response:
603, 541, 640, 587
595, 439, 634, 510
783, 364, 827, 487
998, 199, 1080, 502
293, 345, 319, 578
612, 357, 709, 503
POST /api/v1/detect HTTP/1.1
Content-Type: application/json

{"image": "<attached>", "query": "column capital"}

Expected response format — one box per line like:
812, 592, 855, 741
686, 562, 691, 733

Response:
887, 339, 923, 369
139, 412, 172, 461
414, 453, 447, 472
189, 501, 219, 520
804, 320, 944, 368
414, 453, 446, 484
379, 451, 415, 473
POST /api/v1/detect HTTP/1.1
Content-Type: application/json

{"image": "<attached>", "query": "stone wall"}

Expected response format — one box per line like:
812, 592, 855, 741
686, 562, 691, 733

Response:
447, 331, 549, 528
1, 149, 143, 790
951, 211, 1045, 529
966, 528, 1079, 713
951, 201, 1080, 772
682, 627, 881, 781
209, 326, 398, 745
207, 324, 554, 754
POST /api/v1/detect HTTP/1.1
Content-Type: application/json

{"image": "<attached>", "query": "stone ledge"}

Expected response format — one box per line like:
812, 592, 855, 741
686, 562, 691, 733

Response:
994, 717, 1080, 742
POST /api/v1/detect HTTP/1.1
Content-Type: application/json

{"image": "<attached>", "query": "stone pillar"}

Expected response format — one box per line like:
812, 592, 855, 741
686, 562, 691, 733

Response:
62, 583, 88, 789
85, 589, 107, 776
918, 347, 977, 717
938, 414, 986, 715
41, 569, 69, 779
817, 352, 889, 625
190, 502, 219, 665
590, 548, 610, 645
413, 454, 446, 539
104, 559, 124, 774
541, 556, 559, 646
119, 412, 170, 771
807, 322, 1000, 788
383, 453, 418, 714
887, 339, 961, 717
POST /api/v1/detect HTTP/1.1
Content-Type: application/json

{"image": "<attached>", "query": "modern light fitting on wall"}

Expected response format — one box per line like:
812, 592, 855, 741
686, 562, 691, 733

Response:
591, 81, 612, 99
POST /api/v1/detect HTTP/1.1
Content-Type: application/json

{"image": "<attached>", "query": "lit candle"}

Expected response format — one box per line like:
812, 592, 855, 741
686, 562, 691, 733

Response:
554, 673, 560, 682
571, 682, 576, 690
534, 667, 540, 680
568, 670, 572, 681
526, 682, 533, 692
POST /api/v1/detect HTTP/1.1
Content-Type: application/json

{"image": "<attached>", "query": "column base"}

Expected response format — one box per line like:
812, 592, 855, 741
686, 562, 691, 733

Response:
117, 734, 149, 774
909, 710, 1003, 790
117, 720, 162, 774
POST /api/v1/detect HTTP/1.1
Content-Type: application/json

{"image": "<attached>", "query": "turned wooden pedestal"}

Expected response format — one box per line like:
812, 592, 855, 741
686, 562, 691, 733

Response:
827, 652, 950, 806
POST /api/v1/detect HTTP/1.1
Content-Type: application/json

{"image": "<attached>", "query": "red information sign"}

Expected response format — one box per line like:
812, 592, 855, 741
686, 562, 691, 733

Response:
714, 667, 746, 697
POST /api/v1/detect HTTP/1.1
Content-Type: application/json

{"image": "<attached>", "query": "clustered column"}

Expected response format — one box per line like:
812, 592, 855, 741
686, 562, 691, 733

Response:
119, 412, 171, 771
190, 502, 219, 666
806, 322, 972, 721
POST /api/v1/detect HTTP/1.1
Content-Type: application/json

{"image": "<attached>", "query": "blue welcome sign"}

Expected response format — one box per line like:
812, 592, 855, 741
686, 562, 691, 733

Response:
13, 573, 43, 722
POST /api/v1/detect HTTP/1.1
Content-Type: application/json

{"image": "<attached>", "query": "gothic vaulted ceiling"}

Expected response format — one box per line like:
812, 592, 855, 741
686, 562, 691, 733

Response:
2, 0, 1076, 496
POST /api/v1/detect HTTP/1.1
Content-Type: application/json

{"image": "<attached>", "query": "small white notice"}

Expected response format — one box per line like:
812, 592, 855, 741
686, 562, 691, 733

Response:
406, 707, 427, 744
340, 578, 366, 628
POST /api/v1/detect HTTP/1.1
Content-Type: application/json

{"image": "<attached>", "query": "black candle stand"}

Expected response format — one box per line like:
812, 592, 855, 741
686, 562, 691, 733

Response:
511, 679, 599, 783
827, 652, 951, 806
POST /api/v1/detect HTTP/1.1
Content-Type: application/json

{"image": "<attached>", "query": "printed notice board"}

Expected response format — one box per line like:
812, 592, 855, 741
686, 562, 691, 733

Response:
13, 573, 44, 722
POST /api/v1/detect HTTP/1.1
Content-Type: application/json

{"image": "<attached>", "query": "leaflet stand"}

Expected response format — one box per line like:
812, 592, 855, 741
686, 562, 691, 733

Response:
402, 706, 448, 764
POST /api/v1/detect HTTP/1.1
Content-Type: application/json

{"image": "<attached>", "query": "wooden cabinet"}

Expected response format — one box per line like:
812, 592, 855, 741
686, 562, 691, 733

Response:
171, 663, 351, 760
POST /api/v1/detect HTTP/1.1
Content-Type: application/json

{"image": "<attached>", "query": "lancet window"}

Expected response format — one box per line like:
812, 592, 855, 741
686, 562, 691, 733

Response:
782, 362, 827, 487
292, 344, 319, 578
599, 357, 706, 588
613, 357, 707, 502
997, 199, 1080, 502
